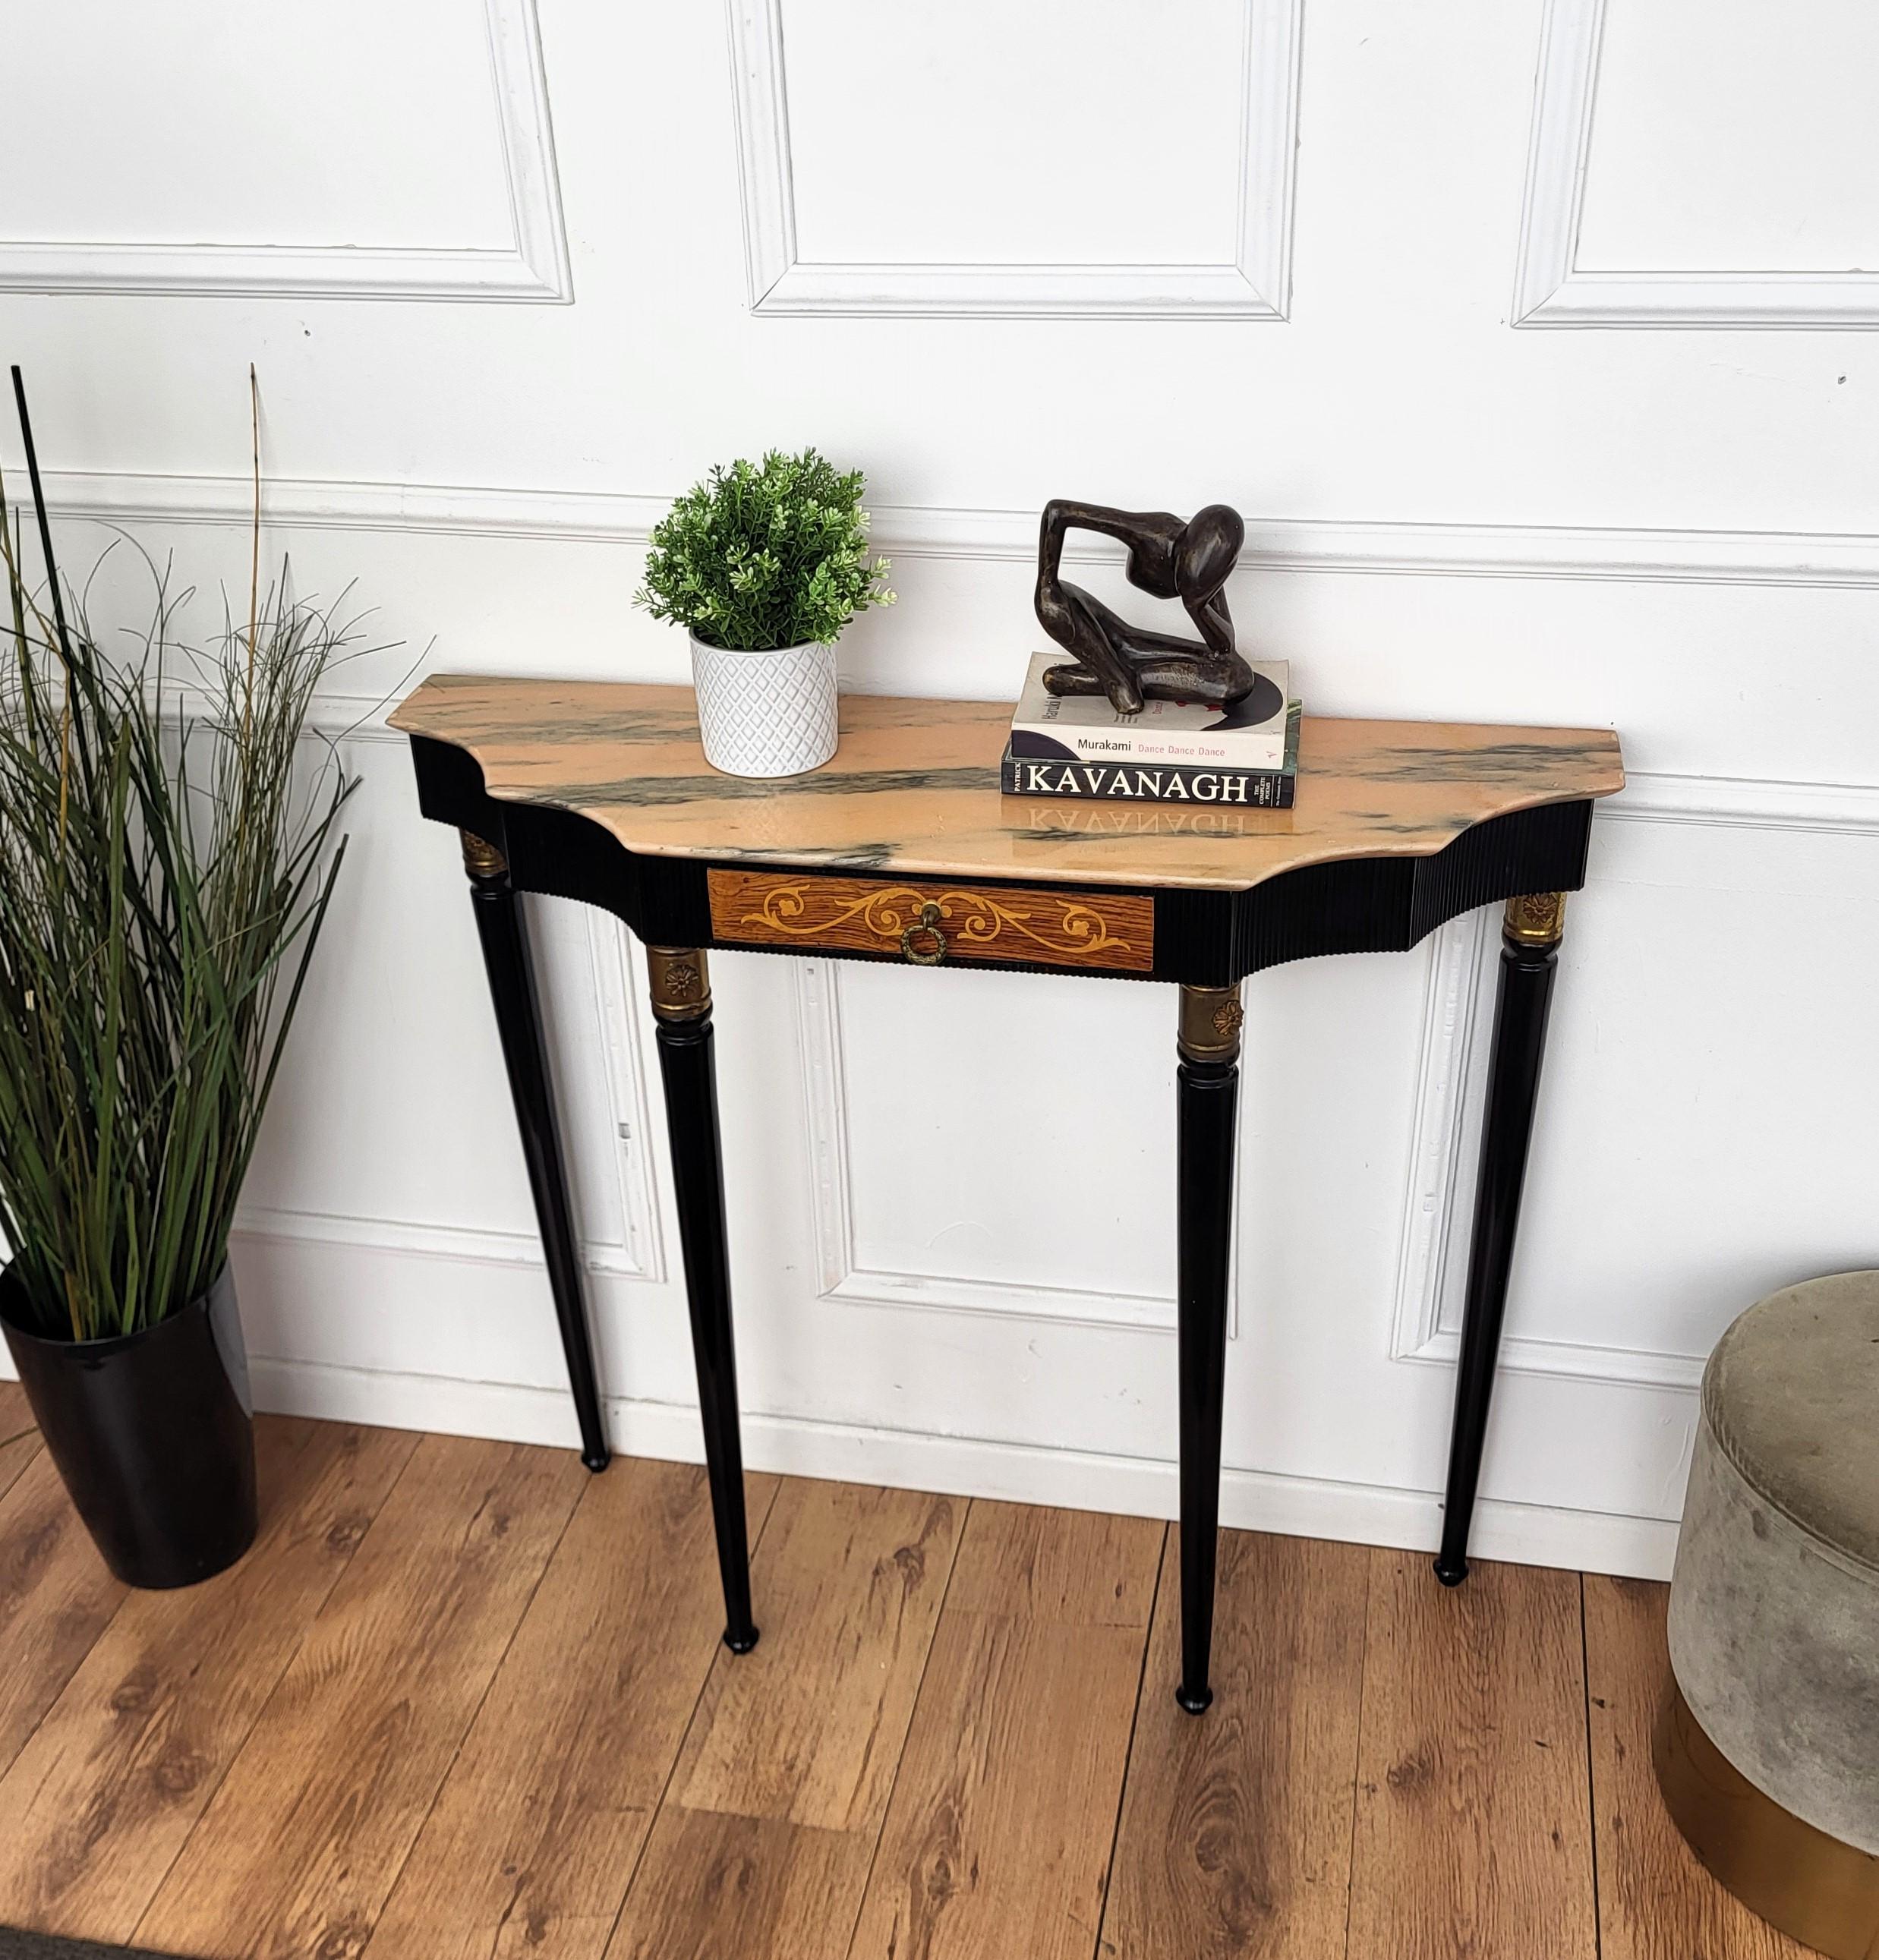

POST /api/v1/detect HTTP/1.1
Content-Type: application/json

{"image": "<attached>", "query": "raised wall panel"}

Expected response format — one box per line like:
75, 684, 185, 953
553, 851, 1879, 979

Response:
796, 960, 1241, 1333
0, 0, 570, 300
1514, 0, 1879, 326
727, 0, 1300, 317
783, 0, 1241, 266
235, 738, 660, 1281
1578, 0, 1879, 273
1394, 776, 1879, 1390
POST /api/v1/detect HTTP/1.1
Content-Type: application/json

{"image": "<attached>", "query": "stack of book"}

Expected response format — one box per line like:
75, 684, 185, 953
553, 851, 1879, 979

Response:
1000, 651, 1299, 808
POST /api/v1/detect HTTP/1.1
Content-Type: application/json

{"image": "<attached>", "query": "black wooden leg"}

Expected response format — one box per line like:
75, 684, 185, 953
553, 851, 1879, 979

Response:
1174, 982, 1244, 1714
1434, 892, 1566, 1586
648, 947, 758, 1654
461, 830, 610, 1473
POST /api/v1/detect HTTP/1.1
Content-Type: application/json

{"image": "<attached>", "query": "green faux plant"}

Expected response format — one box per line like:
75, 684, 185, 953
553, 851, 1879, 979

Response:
0, 383, 369, 1341
635, 448, 894, 651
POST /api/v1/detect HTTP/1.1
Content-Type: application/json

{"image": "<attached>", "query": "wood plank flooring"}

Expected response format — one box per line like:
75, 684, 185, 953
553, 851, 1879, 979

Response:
0, 1412, 1811, 1960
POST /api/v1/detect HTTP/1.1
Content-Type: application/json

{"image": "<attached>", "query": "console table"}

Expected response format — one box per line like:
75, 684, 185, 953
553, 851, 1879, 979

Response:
390, 676, 1624, 1713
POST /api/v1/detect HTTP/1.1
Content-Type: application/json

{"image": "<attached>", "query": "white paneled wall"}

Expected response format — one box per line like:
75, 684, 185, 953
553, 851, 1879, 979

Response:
3, 0, 1876, 1578
0, 0, 569, 300
729, 0, 1299, 315
1518, 0, 1879, 323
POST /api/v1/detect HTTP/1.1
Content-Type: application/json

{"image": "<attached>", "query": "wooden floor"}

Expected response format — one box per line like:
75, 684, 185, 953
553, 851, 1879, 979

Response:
0, 1391, 1810, 1960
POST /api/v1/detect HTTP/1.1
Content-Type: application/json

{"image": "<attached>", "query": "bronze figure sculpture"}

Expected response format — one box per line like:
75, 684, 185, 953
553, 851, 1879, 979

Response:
1034, 499, 1253, 716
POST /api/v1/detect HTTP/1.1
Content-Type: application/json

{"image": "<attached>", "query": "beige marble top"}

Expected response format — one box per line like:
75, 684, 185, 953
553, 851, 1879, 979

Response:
389, 675, 1625, 893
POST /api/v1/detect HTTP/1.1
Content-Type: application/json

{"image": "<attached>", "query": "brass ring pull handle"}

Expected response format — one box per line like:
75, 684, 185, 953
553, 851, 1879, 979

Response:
900, 901, 947, 966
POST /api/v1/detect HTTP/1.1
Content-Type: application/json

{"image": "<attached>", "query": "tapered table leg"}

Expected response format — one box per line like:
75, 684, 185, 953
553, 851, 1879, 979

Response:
460, 830, 610, 1472
647, 947, 758, 1654
1434, 891, 1567, 1586
1174, 982, 1244, 1714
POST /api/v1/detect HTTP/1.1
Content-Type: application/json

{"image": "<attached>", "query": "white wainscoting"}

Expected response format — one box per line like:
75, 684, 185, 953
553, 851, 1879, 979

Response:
1394, 768, 1879, 1388
244, 1350, 1684, 1580
725, 0, 1300, 317
1514, 0, 1879, 327
238, 895, 664, 1282
0, 0, 569, 301
793, 960, 1241, 1335
1387, 896, 1711, 1393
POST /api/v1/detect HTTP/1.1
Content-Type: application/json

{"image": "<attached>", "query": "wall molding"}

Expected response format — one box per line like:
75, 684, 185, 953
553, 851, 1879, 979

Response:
793, 960, 1240, 1335
234, 1203, 616, 1272
1386, 896, 1707, 1389
1389, 768, 1879, 1394
0, 0, 571, 302
724, 0, 1300, 319
33, 467, 1879, 591
570, 913, 668, 1282
1598, 769, 1879, 837
236, 909, 664, 1282
243, 1350, 1682, 1579
1389, 908, 1496, 1374
1514, 0, 1879, 329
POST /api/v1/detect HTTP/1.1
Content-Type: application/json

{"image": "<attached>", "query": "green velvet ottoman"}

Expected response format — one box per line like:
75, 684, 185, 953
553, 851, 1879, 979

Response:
1658, 1270, 1879, 1958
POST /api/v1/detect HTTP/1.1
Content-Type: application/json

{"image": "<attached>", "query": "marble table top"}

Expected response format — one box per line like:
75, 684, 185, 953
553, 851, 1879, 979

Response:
389, 675, 1625, 893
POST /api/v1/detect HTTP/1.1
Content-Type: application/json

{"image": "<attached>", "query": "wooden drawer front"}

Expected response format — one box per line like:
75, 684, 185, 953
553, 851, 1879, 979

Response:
707, 870, 1153, 972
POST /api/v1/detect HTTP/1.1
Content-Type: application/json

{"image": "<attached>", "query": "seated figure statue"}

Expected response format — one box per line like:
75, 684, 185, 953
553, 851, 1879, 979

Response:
1033, 499, 1253, 717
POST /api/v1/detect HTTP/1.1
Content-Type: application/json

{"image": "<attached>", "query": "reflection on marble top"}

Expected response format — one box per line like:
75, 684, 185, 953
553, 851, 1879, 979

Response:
389, 675, 1625, 893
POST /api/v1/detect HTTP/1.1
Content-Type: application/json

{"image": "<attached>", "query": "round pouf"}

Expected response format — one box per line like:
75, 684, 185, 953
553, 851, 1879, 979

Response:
1659, 1270, 1879, 1958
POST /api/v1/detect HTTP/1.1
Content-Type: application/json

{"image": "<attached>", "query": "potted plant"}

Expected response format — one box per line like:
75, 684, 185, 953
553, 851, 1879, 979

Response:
0, 372, 364, 1587
635, 447, 894, 777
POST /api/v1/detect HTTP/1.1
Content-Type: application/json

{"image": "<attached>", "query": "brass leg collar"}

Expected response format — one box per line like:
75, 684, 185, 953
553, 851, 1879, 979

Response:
648, 947, 712, 1023
1178, 984, 1244, 1064
459, 830, 506, 879
1654, 1681, 1879, 1960
1504, 890, 1566, 948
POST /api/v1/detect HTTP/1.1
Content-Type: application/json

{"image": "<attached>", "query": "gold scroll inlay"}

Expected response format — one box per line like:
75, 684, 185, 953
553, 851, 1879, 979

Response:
707, 870, 1153, 974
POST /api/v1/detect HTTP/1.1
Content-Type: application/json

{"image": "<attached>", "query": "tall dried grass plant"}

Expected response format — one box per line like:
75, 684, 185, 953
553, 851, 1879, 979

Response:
0, 370, 373, 1339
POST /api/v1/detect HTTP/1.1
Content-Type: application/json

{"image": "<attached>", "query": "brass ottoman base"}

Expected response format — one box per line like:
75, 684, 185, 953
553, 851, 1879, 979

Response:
1656, 1682, 1879, 1960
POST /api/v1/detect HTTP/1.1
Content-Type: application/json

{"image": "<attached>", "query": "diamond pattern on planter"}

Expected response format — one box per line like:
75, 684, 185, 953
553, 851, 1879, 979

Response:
690, 637, 840, 778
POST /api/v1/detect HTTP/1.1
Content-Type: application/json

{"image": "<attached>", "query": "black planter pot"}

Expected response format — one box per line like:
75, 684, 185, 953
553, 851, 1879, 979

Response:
0, 1262, 258, 1588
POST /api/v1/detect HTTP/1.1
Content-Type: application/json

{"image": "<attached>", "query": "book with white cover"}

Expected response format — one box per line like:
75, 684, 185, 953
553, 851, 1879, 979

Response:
1007, 651, 1292, 770
1001, 702, 1299, 807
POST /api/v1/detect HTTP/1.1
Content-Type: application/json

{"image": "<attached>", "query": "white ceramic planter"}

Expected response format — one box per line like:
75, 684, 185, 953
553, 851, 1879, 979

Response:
689, 632, 840, 778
